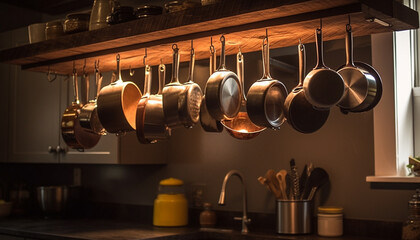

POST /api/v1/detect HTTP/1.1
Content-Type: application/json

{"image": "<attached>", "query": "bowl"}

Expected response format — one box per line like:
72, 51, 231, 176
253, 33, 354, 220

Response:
0, 202, 13, 217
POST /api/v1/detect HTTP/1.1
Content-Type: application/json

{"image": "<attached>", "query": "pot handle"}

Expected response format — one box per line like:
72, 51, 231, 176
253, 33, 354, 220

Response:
315, 27, 326, 69
116, 54, 123, 83
298, 41, 306, 86
237, 48, 245, 98
171, 44, 180, 84
72, 67, 80, 104
345, 24, 355, 67
95, 60, 103, 99
210, 38, 217, 75
187, 40, 195, 83
158, 60, 165, 95
261, 36, 272, 79
218, 35, 227, 71
144, 65, 152, 98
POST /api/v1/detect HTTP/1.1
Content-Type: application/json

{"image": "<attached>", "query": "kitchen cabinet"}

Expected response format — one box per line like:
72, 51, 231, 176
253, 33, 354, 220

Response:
0, 0, 417, 75
2, 28, 167, 164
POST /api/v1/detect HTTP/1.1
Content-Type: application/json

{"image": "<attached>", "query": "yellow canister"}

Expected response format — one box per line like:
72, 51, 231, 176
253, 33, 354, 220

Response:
153, 178, 188, 226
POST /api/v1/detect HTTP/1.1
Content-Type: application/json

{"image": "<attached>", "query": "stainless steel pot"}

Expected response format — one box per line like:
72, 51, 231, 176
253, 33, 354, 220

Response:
97, 54, 142, 134
200, 41, 224, 132
337, 23, 378, 112
246, 36, 288, 129
178, 41, 203, 128
205, 35, 241, 121
141, 62, 171, 142
36, 186, 68, 217
303, 26, 345, 109
162, 44, 187, 128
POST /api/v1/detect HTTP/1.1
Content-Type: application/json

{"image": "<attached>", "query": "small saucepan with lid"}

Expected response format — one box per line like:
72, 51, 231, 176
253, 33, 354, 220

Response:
205, 35, 241, 121
97, 54, 142, 134
246, 34, 288, 129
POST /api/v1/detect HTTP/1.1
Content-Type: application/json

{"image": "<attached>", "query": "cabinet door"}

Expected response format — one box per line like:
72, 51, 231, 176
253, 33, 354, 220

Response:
59, 71, 119, 164
7, 27, 61, 163
8, 67, 62, 163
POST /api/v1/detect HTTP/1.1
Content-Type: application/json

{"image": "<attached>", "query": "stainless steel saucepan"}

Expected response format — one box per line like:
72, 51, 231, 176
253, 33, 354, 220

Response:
205, 35, 241, 121
97, 54, 142, 134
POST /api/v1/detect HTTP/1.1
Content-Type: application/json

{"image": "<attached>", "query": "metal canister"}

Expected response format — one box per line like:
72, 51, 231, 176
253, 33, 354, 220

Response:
276, 200, 312, 234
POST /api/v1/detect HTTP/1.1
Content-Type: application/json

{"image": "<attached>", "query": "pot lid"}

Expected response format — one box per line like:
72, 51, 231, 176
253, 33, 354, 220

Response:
160, 178, 184, 186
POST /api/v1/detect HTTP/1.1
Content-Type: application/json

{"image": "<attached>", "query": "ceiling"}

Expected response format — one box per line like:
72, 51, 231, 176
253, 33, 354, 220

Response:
2, 0, 94, 15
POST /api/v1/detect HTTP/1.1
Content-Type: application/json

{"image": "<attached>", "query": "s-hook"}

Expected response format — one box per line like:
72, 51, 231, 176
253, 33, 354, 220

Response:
46, 66, 57, 82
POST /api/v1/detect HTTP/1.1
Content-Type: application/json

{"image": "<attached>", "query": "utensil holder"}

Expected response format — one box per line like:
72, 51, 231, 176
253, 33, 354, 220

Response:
276, 200, 312, 234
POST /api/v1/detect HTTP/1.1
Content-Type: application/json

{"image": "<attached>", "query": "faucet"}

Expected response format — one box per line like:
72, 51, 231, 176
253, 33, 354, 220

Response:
218, 170, 251, 234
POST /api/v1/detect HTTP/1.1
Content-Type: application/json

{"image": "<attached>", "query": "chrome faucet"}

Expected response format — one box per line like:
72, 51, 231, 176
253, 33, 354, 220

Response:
218, 170, 251, 234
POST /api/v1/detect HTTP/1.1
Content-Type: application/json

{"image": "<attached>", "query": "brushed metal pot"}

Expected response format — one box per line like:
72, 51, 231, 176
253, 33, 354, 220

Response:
97, 54, 142, 134
205, 35, 241, 121
36, 186, 68, 217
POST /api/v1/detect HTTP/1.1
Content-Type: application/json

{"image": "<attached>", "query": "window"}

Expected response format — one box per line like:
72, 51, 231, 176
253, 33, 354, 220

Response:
366, 0, 420, 182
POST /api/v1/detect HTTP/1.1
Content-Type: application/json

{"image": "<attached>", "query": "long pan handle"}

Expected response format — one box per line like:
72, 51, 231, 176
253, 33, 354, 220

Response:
158, 61, 165, 95
218, 35, 226, 71
95, 62, 103, 99
315, 28, 326, 69
144, 65, 152, 97
171, 44, 180, 84
345, 24, 355, 67
298, 42, 306, 86
262, 37, 272, 79
237, 49, 245, 98
187, 41, 195, 83
210, 41, 216, 75
116, 54, 122, 82
72, 68, 80, 104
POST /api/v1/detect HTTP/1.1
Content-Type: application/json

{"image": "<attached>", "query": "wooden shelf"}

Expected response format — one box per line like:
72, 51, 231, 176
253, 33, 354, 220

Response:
0, 0, 417, 74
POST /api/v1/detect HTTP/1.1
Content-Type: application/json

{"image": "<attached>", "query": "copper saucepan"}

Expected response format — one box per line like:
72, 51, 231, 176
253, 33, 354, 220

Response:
79, 60, 105, 135
221, 48, 266, 139
61, 67, 101, 150
141, 61, 171, 142
97, 54, 142, 134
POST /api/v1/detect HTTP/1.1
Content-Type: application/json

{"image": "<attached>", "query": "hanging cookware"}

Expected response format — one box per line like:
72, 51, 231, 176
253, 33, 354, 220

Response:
200, 39, 224, 132
246, 35, 288, 129
303, 23, 345, 109
162, 44, 187, 129
221, 48, 266, 140
136, 62, 153, 144
205, 35, 241, 121
178, 40, 203, 128
141, 61, 171, 142
337, 23, 379, 112
97, 54, 142, 134
61, 67, 101, 150
79, 60, 105, 135
346, 61, 382, 112
284, 42, 329, 134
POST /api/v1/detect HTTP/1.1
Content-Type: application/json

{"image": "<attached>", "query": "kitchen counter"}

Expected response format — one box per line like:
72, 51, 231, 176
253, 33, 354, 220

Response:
0, 218, 389, 240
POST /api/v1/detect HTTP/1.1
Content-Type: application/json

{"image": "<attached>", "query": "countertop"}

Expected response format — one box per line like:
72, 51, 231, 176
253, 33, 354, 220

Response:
0, 218, 386, 240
